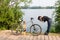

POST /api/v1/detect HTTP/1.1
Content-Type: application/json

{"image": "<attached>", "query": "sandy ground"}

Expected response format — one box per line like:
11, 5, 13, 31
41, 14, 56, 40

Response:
0, 30, 60, 40
0, 30, 32, 40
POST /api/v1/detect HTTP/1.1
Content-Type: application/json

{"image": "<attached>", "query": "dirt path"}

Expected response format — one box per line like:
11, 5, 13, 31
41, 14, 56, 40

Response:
0, 30, 60, 40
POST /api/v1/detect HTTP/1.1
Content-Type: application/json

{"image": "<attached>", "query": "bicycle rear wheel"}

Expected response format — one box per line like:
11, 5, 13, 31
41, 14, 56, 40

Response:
30, 24, 42, 36
11, 24, 22, 35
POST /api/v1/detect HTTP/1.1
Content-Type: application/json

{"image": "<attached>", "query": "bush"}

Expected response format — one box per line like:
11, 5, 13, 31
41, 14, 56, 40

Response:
50, 26, 56, 33
54, 0, 60, 33
0, 0, 31, 30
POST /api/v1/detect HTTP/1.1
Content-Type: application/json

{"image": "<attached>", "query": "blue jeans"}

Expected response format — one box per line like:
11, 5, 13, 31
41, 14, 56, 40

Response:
46, 19, 52, 33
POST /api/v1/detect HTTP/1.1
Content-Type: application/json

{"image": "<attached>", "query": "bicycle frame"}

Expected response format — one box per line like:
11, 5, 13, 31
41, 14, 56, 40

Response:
30, 18, 34, 25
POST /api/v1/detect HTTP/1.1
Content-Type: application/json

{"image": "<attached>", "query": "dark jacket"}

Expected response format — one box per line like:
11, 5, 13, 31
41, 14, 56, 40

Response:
42, 16, 51, 22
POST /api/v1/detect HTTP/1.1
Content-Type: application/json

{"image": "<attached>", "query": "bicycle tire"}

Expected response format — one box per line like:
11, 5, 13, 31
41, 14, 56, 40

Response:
11, 23, 22, 35
30, 24, 42, 36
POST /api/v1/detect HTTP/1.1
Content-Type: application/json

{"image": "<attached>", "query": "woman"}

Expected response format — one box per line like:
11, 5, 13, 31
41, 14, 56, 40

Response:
38, 16, 52, 35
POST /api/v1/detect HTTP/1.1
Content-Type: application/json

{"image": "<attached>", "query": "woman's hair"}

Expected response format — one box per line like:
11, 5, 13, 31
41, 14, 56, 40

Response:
38, 16, 41, 20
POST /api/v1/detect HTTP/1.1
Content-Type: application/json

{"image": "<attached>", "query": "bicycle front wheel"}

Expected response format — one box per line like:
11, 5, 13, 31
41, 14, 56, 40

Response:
30, 24, 42, 36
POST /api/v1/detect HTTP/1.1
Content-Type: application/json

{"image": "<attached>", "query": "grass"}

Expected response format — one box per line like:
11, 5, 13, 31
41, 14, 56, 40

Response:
49, 33, 60, 36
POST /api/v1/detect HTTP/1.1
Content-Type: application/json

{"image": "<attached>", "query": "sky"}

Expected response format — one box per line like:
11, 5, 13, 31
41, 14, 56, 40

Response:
29, 0, 57, 7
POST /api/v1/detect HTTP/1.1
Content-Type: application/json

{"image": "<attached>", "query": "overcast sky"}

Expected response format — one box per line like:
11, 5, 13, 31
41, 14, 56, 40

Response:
29, 0, 57, 7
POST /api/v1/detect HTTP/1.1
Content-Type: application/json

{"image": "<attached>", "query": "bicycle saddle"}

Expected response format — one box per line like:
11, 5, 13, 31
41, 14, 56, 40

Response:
31, 17, 34, 20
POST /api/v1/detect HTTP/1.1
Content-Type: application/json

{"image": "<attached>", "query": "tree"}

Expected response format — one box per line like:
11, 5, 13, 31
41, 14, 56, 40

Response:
55, 0, 60, 33
0, 0, 31, 30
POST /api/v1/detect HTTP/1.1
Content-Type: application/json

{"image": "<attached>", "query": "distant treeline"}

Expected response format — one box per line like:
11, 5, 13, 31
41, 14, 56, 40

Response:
21, 6, 56, 9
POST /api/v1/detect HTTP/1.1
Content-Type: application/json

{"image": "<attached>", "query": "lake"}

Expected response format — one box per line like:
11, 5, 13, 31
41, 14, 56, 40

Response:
21, 9, 55, 33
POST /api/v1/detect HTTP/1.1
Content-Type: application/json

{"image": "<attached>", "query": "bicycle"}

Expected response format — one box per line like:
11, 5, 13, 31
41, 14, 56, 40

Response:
30, 17, 42, 35
11, 17, 42, 35
11, 19, 24, 35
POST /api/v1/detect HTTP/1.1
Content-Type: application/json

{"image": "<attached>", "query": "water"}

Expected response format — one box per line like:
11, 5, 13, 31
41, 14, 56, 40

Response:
21, 9, 55, 33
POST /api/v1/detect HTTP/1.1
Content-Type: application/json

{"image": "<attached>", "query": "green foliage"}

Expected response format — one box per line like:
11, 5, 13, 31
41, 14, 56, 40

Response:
54, 0, 60, 33
50, 24, 56, 33
0, 0, 31, 30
